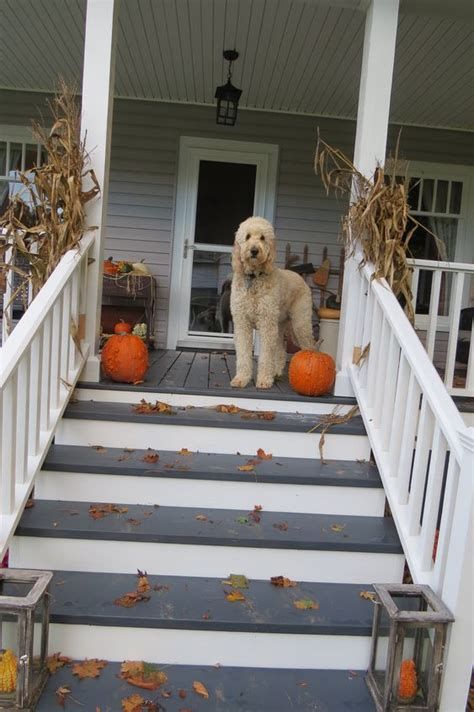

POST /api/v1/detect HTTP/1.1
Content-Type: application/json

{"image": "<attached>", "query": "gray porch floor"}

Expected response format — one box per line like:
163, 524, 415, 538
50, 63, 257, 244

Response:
82, 348, 355, 403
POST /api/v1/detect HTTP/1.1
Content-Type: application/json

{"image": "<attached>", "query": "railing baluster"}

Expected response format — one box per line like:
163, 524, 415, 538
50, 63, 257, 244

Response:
380, 332, 400, 451
445, 271, 465, 390
425, 269, 442, 360
1, 374, 17, 515
465, 319, 474, 393
15, 355, 30, 485
432, 455, 459, 588
365, 302, 382, 405
358, 278, 373, 389
49, 299, 63, 410
410, 267, 419, 316
408, 400, 435, 534
69, 269, 80, 375
396, 372, 421, 500
60, 282, 72, 387
373, 316, 389, 424
388, 353, 409, 473
419, 426, 447, 571
40, 314, 52, 434
28, 330, 43, 458
353, 273, 367, 350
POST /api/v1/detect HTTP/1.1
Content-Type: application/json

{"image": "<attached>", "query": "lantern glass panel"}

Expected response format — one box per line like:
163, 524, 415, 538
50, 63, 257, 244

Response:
373, 604, 390, 689
0, 613, 20, 703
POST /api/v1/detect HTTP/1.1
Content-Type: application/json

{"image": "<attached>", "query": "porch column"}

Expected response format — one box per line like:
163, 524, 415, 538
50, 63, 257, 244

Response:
80, 0, 118, 382
334, 0, 399, 396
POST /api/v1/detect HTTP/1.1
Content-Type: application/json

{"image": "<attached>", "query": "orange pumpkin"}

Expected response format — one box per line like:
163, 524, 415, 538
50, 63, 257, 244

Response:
398, 659, 417, 700
288, 350, 335, 396
114, 321, 132, 335
101, 334, 149, 383
103, 257, 119, 276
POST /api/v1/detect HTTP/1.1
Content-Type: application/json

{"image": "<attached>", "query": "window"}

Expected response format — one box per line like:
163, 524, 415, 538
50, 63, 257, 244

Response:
0, 126, 45, 211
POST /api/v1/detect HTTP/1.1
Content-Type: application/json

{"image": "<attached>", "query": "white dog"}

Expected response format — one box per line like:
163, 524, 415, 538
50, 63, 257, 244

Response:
230, 216, 317, 389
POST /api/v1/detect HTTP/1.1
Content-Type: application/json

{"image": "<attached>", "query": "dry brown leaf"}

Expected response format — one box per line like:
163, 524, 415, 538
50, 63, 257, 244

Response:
257, 448, 272, 460
137, 570, 151, 592
72, 659, 108, 679
273, 521, 289, 532
142, 451, 159, 464
178, 689, 187, 699
55, 686, 71, 708
195, 514, 208, 521
47, 652, 72, 674
193, 680, 210, 699
249, 504, 263, 523
330, 523, 346, 533
91, 445, 107, 453
294, 599, 319, 610
120, 661, 168, 691
114, 591, 151, 607
222, 574, 249, 588
225, 590, 246, 602
238, 464, 255, 472
89, 503, 128, 519
133, 399, 174, 415
215, 404, 242, 414
120, 661, 144, 679
270, 576, 297, 588
359, 590, 377, 602
178, 448, 193, 456
122, 693, 145, 712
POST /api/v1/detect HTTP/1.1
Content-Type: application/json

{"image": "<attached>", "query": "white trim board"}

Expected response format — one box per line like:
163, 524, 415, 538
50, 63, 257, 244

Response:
167, 136, 279, 349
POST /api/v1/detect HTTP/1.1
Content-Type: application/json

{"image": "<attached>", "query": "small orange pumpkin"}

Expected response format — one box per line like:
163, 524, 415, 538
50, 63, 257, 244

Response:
101, 333, 149, 383
103, 257, 119, 276
114, 321, 132, 335
288, 350, 336, 396
398, 659, 417, 701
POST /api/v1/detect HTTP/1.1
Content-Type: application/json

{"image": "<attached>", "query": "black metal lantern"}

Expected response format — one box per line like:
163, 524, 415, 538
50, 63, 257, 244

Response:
0, 569, 52, 711
366, 584, 454, 711
215, 50, 242, 126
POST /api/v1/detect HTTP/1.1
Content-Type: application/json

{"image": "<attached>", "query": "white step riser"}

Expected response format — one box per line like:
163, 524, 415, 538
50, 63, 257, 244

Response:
11, 537, 405, 585
76, 388, 356, 416
46, 624, 372, 669
55, 420, 370, 461
37, 470, 385, 516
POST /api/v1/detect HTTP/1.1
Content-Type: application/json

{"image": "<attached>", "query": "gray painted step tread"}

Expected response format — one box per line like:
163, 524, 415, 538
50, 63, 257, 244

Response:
16, 500, 402, 553
32, 570, 377, 635
43, 444, 381, 488
37, 660, 376, 711
64, 399, 367, 435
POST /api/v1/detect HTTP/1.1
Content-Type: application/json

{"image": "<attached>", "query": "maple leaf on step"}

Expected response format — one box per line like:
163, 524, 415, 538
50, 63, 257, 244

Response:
270, 576, 297, 588
273, 521, 289, 532
359, 590, 377, 602
137, 570, 151, 592
330, 523, 346, 533
55, 686, 71, 708
195, 514, 208, 521
225, 589, 246, 602
88, 503, 128, 519
142, 451, 159, 464
178, 689, 187, 699
120, 661, 168, 690
114, 591, 151, 607
293, 599, 319, 610
121, 693, 145, 712
215, 404, 241, 414
249, 504, 263, 523
178, 448, 193, 456
47, 652, 72, 674
238, 464, 255, 472
257, 448, 272, 460
193, 680, 210, 699
72, 659, 108, 679
91, 445, 107, 453
221, 574, 249, 589
120, 661, 144, 679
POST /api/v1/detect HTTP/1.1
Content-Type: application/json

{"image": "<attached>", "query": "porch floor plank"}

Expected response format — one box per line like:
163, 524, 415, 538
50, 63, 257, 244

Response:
159, 350, 196, 389
186, 351, 210, 389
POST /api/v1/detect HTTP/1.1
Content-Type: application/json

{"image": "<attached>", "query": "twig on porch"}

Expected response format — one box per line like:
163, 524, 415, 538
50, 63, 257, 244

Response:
308, 405, 360, 464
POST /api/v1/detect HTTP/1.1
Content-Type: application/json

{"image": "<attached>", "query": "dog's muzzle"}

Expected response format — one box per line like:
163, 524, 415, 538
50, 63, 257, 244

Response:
250, 247, 259, 257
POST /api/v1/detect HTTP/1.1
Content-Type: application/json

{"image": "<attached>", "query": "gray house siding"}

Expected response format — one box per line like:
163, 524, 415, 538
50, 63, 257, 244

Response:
1, 89, 473, 346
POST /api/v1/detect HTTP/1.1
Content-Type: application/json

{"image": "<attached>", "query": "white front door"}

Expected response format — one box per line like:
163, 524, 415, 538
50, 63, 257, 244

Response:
168, 137, 278, 349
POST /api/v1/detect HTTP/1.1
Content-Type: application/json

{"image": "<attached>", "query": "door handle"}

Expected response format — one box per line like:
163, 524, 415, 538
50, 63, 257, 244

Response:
184, 239, 196, 258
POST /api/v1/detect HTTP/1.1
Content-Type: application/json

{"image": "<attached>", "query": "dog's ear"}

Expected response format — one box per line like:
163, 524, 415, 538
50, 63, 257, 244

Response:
232, 242, 244, 275
262, 235, 276, 274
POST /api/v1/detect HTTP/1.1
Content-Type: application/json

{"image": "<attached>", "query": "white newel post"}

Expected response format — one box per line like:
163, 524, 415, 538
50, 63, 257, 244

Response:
439, 428, 473, 712
334, 0, 399, 396
80, 0, 118, 382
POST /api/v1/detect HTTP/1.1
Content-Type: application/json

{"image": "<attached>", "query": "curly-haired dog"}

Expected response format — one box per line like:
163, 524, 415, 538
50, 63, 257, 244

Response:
230, 216, 317, 389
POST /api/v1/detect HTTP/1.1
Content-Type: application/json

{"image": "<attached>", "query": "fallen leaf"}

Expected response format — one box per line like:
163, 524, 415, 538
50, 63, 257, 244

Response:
127, 518, 142, 526
215, 404, 242, 414
249, 504, 263, 523
221, 574, 249, 589
142, 451, 159, 464
273, 521, 289, 532
120, 661, 168, 690
236, 516, 249, 524
47, 652, 72, 674
137, 570, 151, 592
25, 498, 35, 508
122, 693, 145, 712
201, 611, 212, 620
72, 659, 108, 678
89, 503, 128, 519
114, 591, 151, 607
270, 576, 297, 588
161, 690, 172, 698
153, 584, 170, 593
257, 448, 272, 460
330, 523, 346, 533
238, 464, 255, 472
91, 445, 107, 453
225, 590, 246, 602
123, 448, 136, 453
178, 448, 193, 456
294, 599, 319, 610
178, 689, 187, 699
193, 680, 210, 699
55, 686, 71, 708
120, 661, 144, 679
133, 399, 174, 415
359, 590, 377, 602
195, 514, 208, 521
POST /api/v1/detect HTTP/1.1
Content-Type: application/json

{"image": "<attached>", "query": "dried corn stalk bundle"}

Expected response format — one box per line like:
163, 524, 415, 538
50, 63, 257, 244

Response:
0, 79, 99, 302
314, 131, 444, 323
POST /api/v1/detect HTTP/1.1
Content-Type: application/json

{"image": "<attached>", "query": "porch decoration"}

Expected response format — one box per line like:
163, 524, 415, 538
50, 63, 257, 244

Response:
114, 321, 132, 335
288, 350, 335, 396
366, 583, 454, 711
0, 569, 53, 711
215, 50, 242, 126
101, 332, 149, 383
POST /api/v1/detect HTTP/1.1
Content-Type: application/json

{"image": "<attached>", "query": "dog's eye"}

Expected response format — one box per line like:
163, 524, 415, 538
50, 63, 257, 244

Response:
245, 234, 250, 241
260, 235, 265, 241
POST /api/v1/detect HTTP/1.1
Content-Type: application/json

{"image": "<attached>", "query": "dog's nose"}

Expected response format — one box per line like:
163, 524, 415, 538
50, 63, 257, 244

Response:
250, 247, 259, 257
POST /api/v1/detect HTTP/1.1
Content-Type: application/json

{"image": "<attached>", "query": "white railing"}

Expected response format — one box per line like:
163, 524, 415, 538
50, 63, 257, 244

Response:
344, 257, 473, 711
409, 258, 474, 398
0, 234, 94, 560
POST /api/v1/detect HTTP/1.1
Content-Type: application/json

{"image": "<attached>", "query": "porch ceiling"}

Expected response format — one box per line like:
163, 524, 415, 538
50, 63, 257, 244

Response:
1, 0, 473, 131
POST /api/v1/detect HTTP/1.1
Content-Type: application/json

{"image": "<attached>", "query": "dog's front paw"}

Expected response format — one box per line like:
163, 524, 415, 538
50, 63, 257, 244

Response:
231, 374, 251, 388
256, 376, 274, 389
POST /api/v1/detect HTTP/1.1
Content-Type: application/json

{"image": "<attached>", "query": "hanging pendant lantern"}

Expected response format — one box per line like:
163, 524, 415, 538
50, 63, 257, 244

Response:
215, 50, 242, 126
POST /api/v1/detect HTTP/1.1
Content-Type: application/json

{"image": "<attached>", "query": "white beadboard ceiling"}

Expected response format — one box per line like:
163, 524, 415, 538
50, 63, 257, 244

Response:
1, 0, 473, 131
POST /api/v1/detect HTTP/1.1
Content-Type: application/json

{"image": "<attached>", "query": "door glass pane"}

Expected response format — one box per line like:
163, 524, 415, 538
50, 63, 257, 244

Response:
189, 250, 233, 334
9, 142, 23, 174
449, 181, 463, 214
194, 160, 257, 246
25, 143, 38, 170
435, 180, 448, 213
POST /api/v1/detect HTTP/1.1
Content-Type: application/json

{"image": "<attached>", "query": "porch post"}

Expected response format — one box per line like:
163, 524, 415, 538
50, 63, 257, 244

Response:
334, 0, 399, 396
80, 0, 118, 382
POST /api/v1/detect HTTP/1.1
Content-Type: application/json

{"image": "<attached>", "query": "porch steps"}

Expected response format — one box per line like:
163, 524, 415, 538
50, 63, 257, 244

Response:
10, 387, 396, 710
36, 660, 375, 711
